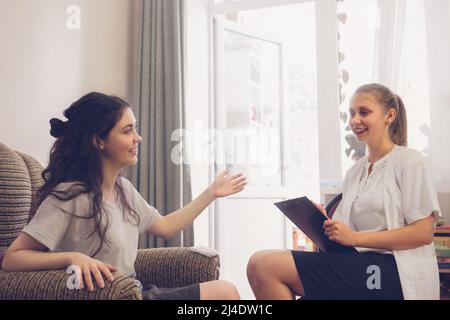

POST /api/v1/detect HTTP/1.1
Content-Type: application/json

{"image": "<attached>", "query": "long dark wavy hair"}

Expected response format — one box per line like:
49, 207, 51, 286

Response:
36, 92, 140, 257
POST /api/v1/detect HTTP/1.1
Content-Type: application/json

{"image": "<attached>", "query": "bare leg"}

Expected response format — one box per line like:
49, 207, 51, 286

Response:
247, 250, 305, 300
199, 280, 241, 300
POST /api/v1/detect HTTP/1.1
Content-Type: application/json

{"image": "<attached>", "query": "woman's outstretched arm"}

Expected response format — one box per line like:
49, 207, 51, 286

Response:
147, 169, 247, 239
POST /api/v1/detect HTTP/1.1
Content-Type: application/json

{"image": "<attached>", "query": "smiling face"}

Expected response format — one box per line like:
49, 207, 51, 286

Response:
98, 107, 142, 170
349, 93, 396, 147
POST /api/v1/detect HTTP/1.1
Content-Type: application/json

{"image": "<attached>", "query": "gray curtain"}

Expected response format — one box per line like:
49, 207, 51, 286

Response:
130, 0, 193, 248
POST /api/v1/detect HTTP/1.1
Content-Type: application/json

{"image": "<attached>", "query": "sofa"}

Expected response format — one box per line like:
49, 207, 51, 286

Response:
0, 142, 220, 299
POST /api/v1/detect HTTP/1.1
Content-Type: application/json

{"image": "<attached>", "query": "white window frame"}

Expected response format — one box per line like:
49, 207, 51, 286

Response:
185, 0, 343, 248
211, 0, 343, 246
210, 0, 342, 181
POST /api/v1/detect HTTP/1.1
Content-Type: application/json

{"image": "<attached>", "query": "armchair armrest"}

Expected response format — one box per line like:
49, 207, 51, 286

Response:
134, 247, 220, 289
0, 270, 142, 300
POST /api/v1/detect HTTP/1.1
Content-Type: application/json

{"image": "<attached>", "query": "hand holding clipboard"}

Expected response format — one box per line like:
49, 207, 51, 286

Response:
275, 197, 357, 253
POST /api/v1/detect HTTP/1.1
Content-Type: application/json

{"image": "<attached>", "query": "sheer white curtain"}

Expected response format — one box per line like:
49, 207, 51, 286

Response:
374, 0, 450, 185
373, 0, 406, 88
423, 0, 450, 185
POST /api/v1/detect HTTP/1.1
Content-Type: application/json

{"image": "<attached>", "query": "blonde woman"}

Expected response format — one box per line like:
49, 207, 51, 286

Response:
247, 84, 441, 300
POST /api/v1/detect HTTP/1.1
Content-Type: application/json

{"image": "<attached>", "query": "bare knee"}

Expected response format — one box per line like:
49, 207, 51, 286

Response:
218, 280, 240, 300
247, 250, 304, 297
200, 280, 240, 300
247, 251, 263, 280
247, 250, 279, 281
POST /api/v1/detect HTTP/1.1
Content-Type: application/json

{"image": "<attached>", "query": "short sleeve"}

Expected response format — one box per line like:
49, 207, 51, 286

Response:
120, 178, 162, 234
22, 197, 72, 251
400, 152, 442, 224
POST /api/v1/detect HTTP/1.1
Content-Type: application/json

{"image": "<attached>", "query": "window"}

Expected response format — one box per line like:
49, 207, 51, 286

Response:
211, 0, 323, 300
336, 0, 378, 172
214, 1, 319, 190
337, 0, 450, 186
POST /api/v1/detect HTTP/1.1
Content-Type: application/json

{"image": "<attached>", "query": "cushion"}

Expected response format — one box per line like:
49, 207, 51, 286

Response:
0, 143, 43, 255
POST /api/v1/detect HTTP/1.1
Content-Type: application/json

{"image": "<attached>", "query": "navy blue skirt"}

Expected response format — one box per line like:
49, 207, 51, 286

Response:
291, 251, 403, 300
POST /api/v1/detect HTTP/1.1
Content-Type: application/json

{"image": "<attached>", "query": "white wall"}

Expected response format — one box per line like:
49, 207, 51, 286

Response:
0, 0, 213, 245
0, 0, 139, 165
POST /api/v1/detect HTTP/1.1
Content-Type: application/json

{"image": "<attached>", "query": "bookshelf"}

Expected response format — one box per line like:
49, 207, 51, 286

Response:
435, 226, 450, 299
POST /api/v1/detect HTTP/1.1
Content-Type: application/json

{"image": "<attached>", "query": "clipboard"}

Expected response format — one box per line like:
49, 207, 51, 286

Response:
275, 197, 357, 253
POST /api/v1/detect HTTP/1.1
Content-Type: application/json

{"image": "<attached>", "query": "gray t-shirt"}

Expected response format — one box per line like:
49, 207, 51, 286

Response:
22, 177, 161, 277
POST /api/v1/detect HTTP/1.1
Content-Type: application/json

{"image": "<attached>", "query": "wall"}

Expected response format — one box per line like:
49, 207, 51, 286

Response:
0, 0, 139, 165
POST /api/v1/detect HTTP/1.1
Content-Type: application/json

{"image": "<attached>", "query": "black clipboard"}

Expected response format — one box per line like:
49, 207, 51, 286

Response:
275, 197, 357, 253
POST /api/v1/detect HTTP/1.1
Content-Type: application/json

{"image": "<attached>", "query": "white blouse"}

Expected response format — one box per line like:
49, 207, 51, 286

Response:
349, 147, 395, 253
333, 145, 442, 299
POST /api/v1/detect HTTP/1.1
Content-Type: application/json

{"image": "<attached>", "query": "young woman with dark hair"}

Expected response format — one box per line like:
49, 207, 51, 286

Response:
2, 92, 247, 300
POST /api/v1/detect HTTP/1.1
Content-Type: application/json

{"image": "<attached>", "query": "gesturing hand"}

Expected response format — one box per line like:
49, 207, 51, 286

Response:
209, 169, 247, 198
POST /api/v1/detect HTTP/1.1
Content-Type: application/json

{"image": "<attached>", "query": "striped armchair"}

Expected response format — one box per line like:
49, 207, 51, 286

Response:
0, 142, 220, 300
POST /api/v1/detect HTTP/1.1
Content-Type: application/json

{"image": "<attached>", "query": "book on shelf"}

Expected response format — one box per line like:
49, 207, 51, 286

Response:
434, 226, 450, 259
435, 225, 450, 234
436, 247, 450, 258
434, 236, 450, 248
438, 257, 450, 270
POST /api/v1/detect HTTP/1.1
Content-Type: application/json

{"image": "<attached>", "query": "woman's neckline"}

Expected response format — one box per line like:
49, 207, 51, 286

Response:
103, 196, 119, 207
102, 183, 121, 207
367, 144, 397, 166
